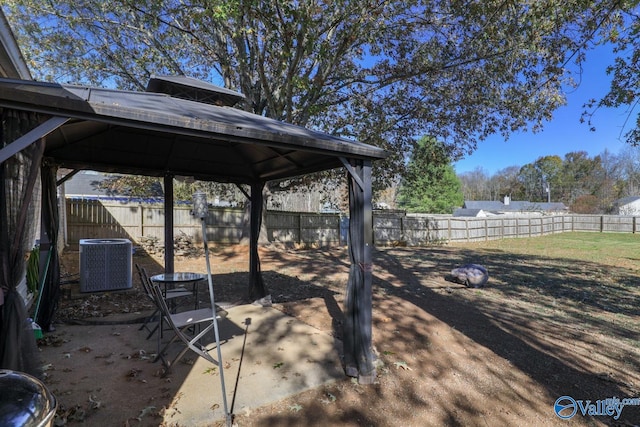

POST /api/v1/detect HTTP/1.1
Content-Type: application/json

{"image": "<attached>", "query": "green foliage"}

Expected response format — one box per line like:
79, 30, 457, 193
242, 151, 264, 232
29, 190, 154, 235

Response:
26, 245, 39, 295
96, 174, 249, 206
398, 137, 464, 214
581, 2, 640, 146
4, 0, 633, 190
459, 147, 637, 213
97, 175, 163, 198
571, 194, 600, 213
173, 180, 247, 206
517, 155, 563, 201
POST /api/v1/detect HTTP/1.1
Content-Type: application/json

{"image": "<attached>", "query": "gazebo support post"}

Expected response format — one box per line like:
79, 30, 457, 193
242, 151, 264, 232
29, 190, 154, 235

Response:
343, 158, 376, 384
163, 174, 174, 273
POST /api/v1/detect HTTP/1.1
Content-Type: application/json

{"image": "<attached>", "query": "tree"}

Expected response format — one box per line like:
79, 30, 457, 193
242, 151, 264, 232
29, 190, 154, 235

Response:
614, 145, 640, 196
583, 8, 640, 146
4, 0, 636, 188
517, 163, 541, 201
535, 155, 563, 201
97, 175, 163, 198
459, 167, 491, 201
571, 194, 600, 213
596, 148, 624, 212
517, 155, 563, 202
559, 151, 594, 203
490, 166, 524, 201
398, 137, 463, 213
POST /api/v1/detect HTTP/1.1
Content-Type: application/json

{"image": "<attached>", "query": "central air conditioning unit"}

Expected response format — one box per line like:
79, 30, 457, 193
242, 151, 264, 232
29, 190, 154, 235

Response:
79, 238, 132, 292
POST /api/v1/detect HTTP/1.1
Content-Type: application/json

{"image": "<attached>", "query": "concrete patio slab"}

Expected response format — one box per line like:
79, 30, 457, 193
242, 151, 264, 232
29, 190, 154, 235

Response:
38, 303, 344, 426
159, 303, 344, 425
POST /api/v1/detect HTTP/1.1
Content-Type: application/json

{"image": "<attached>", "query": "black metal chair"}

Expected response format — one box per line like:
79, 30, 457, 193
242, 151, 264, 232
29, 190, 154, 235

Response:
135, 264, 193, 339
149, 281, 228, 372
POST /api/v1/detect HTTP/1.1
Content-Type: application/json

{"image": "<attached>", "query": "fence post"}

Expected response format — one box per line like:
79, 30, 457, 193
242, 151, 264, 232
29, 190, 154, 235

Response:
465, 219, 469, 241
298, 212, 303, 244
600, 215, 604, 233
484, 218, 488, 241
139, 204, 144, 239
634, 216, 637, 234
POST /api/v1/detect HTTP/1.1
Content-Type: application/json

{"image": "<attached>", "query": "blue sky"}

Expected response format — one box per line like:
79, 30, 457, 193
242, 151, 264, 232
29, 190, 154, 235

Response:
454, 44, 634, 175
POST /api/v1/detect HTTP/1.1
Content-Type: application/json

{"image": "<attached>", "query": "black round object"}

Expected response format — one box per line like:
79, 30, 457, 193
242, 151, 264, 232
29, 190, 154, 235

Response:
0, 369, 57, 427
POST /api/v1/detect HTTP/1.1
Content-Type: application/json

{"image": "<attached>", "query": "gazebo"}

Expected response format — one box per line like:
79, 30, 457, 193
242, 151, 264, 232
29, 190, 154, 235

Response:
0, 75, 386, 383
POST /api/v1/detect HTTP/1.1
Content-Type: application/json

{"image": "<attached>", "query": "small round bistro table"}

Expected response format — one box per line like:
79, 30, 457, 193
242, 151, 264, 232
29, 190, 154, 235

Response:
150, 272, 206, 309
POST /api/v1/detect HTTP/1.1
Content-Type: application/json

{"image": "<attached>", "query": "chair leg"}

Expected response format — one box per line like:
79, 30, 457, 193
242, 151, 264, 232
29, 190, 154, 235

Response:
155, 323, 220, 372
145, 322, 159, 340
138, 308, 162, 341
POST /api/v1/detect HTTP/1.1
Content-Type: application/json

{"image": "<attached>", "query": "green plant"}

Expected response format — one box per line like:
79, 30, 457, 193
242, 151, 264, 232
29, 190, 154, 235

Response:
26, 245, 39, 295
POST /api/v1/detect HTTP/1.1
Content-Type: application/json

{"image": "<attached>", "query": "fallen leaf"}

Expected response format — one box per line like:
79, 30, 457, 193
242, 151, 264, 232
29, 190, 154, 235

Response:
88, 394, 101, 409
394, 361, 412, 370
136, 405, 156, 420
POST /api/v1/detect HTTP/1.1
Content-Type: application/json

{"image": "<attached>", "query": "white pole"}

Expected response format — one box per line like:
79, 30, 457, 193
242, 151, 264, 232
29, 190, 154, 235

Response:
193, 192, 231, 425
202, 218, 231, 425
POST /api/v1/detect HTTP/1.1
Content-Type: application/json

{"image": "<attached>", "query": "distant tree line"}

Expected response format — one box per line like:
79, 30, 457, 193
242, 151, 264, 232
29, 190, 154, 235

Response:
458, 146, 640, 213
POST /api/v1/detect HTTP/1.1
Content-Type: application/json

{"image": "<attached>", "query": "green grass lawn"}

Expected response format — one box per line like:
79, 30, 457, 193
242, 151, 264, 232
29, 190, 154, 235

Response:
456, 231, 640, 271
443, 231, 640, 358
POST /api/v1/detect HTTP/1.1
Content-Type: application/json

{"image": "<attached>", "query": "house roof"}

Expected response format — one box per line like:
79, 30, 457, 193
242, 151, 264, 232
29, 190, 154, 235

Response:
0, 77, 387, 184
63, 170, 165, 199
463, 201, 504, 211
63, 171, 111, 197
463, 200, 567, 212
0, 11, 31, 79
453, 208, 485, 217
614, 196, 640, 205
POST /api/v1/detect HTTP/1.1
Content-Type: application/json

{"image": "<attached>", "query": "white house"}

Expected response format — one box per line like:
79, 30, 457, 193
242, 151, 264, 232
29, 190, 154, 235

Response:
614, 196, 640, 215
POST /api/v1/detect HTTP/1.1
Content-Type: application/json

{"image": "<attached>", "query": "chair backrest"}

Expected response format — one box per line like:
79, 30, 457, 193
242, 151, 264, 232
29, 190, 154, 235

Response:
149, 281, 222, 368
135, 264, 155, 302
149, 281, 182, 332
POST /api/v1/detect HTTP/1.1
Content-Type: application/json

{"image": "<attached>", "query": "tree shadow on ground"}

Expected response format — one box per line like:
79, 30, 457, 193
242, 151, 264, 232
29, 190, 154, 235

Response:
246, 245, 640, 426
56, 245, 640, 425
370, 246, 640, 425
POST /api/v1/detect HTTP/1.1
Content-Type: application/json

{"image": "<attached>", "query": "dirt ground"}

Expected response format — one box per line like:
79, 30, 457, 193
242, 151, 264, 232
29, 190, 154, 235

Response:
38, 243, 640, 426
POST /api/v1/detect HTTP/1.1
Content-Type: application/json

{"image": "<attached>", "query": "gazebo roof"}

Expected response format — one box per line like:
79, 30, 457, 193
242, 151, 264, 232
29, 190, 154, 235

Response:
145, 75, 246, 107
0, 77, 386, 183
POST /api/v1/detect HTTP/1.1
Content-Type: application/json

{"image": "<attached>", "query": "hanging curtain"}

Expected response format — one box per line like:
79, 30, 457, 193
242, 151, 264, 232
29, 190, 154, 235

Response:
35, 162, 60, 332
0, 109, 44, 376
343, 159, 376, 382
248, 181, 268, 302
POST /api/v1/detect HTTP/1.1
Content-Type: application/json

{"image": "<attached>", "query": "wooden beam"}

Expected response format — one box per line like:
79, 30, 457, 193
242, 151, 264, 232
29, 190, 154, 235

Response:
0, 116, 68, 164
339, 157, 364, 190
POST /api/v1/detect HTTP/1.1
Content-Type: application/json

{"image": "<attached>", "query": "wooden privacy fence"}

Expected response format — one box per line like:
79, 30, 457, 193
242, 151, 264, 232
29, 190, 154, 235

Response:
65, 199, 348, 247
65, 199, 640, 248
